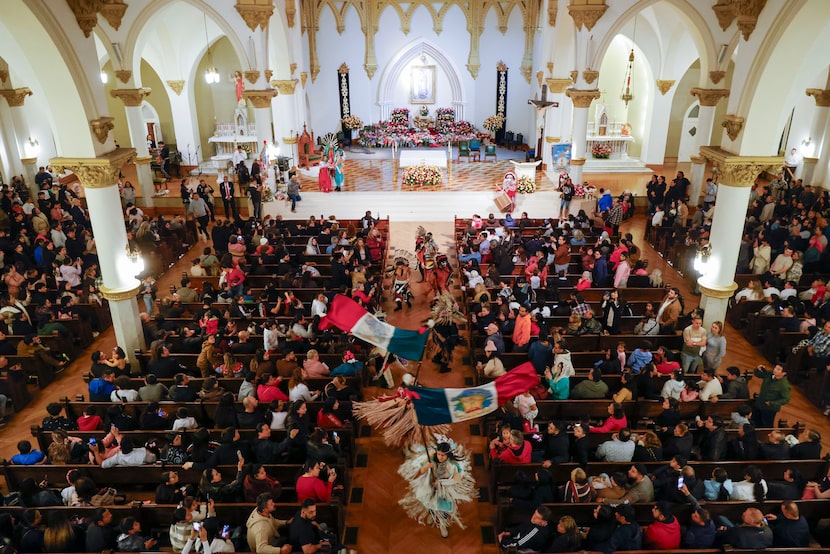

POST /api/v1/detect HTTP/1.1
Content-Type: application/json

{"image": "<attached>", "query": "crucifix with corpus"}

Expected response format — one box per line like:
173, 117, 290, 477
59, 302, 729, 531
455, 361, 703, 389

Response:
528, 84, 558, 160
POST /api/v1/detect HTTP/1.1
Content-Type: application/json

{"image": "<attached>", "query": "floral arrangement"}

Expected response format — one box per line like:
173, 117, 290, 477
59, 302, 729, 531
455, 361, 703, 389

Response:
419, 106, 429, 117
573, 182, 587, 198
592, 142, 612, 159
357, 119, 479, 148
391, 108, 410, 126
402, 165, 442, 188
262, 187, 274, 202
342, 115, 363, 130
435, 107, 455, 131
482, 114, 505, 133
516, 175, 536, 194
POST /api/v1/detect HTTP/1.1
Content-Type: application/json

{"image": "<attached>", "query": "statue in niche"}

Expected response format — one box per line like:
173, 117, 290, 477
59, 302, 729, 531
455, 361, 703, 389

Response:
235, 71, 245, 106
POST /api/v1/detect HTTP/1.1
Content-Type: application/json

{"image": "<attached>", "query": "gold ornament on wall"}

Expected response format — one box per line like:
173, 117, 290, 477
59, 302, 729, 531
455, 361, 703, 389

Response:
114, 70, 132, 84
271, 79, 299, 95
338, 63, 350, 75
569, 70, 578, 83
290, 63, 297, 76
51, 148, 137, 190
565, 88, 601, 108
536, 71, 544, 88
0, 70, 7, 84
690, 88, 730, 107
806, 88, 830, 107
568, 1, 609, 31
264, 70, 273, 82
721, 114, 745, 141
90, 117, 115, 144
546, 78, 572, 94
0, 87, 33, 107
243, 70, 261, 85
300, 72, 308, 88
66, 0, 99, 37
546, 62, 553, 75
711, 1, 736, 31
709, 70, 726, 85
99, 0, 128, 31
166, 80, 185, 95
582, 70, 599, 85
235, 0, 275, 31
655, 80, 675, 95
242, 89, 277, 108
110, 87, 151, 107
285, 0, 296, 27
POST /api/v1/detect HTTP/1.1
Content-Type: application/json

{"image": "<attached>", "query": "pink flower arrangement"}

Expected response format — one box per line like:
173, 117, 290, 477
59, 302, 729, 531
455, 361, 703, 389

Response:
592, 142, 612, 159
483, 114, 505, 133
516, 175, 536, 194
341, 115, 363, 130
402, 165, 442, 188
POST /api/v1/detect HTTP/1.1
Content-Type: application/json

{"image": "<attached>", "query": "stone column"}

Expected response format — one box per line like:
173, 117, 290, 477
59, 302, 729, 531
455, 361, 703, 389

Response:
0, 87, 35, 193
565, 88, 600, 185
697, 147, 782, 328
110, 88, 155, 206
805, 88, 830, 187
166, 81, 201, 165
689, 89, 729, 204
271, 79, 301, 189
542, 78, 573, 174
50, 148, 145, 364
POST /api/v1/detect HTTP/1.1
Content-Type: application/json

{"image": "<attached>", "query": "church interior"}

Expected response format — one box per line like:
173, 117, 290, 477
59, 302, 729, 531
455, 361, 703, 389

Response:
1, 0, 830, 552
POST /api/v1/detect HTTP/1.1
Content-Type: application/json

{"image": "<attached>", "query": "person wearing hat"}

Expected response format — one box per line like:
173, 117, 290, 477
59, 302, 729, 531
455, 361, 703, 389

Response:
399, 437, 476, 538
644, 501, 681, 549
476, 342, 505, 378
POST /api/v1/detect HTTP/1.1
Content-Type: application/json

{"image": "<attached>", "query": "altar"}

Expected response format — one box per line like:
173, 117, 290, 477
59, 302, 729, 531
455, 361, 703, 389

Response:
581, 105, 651, 174
398, 149, 448, 168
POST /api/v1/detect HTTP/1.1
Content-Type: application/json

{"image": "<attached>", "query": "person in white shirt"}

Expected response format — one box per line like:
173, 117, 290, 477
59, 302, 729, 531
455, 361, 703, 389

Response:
697, 369, 723, 401
651, 205, 665, 227
262, 320, 283, 352
779, 281, 797, 300
232, 146, 247, 167
311, 293, 328, 319
172, 407, 199, 431
661, 371, 686, 400
97, 437, 156, 468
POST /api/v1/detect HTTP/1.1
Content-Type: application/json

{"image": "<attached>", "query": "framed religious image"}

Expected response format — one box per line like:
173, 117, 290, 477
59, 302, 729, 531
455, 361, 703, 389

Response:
410, 65, 435, 104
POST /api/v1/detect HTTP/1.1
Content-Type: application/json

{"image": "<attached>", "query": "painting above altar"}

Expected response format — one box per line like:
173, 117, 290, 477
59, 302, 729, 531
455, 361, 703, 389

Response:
410, 65, 435, 104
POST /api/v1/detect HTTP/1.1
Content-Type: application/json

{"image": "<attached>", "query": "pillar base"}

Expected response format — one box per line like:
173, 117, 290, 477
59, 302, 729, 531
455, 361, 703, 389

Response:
100, 283, 145, 367
698, 280, 738, 328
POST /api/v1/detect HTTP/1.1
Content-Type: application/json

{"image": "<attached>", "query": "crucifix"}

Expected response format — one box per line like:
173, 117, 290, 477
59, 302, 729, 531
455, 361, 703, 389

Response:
528, 84, 559, 161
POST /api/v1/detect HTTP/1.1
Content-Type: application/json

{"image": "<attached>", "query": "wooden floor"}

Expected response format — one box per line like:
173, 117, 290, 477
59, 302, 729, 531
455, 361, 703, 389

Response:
2, 163, 829, 553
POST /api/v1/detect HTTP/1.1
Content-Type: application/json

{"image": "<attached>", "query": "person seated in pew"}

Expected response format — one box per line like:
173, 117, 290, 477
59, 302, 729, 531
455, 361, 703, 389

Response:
606, 504, 643, 552
95, 436, 157, 468
106, 404, 138, 431
497, 505, 554, 552
117, 515, 157, 552
581, 504, 616, 552
720, 366, 750, 400
76, 405, 103, 431
329, 350, 363, 377
85, 507, 118, 552
111, 375, 139, 403
156, 470, 187, 505
653, 396, 682, 434
763, 500, 811, 548
88, 369, 116, 402
306, 427, 342, 465
594, 347, 623, 375
139, 402, 171, 431
791, 429, 822, 459
766, 466, 807, 500
760, 429, 791, 460
172, 407, 200, 431
252, 422, 297, 465
138, 373, 169, 402
42, 401, 78, 431
10, 439, 46, 465
595, 427, 634, 462
589, 402, 628, 434
535, 420, 570, 467
198, 377, 227, 402
715, 507, 774, 550
632, 430, 663, 463
570, 368, 609, 399
697, 368, 723, 402
626, 341, 653, 373
149, 343, 188, 379
644, 500, 681, 550
489, 429, 532, 464
653, 345, 681, 375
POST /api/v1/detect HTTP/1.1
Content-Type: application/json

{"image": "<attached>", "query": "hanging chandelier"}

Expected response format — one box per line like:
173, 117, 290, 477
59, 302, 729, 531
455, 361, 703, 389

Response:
203, 14, 220, 85
621, 19, 637, 107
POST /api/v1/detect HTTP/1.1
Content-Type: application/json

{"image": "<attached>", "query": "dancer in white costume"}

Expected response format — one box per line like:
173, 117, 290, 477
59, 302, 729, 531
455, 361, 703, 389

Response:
397, 435, 476, 538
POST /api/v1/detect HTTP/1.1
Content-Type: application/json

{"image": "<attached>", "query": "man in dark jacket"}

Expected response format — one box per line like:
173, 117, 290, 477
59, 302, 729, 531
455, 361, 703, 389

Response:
608, 504, 642, 553
697, 415, 727, 461
765, 500, 811, 547
717, 507, 773, 549
252, 423, 297, 463
753, 364, 791, 428
86, 508, 118, 552
539, 421, 569, 467
498, 505, 554, 551
720, 366, 750, 399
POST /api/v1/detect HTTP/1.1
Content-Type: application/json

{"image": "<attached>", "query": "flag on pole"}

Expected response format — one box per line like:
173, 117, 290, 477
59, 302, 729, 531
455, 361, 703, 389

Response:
409, 362, 540, 426
319, 295, 430, 361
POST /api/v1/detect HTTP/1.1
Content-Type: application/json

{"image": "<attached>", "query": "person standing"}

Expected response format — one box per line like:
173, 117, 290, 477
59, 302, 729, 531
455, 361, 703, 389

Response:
186, 193, 210, 241
605, 198, 623, 235
158, 141, 171, 181
219, 176, 237, 220
398, 437, 476, 538
753, 364, 791, 428
247, 180, 262, 221
680, 315, 707, 374
286, 176, 301, 213
656, 287, 682, 333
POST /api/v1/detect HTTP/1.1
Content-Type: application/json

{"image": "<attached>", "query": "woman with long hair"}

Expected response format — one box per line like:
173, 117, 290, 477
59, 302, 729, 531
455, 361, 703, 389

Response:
702, 321, 726, 371
242, 463, 282, 503
633, 431, 663, 462
549, 515, 582, 552
730, 465, 768, 502
43, 511, 84, 553
728, 423, 759, 461
198, 456, 244, 503
306, 427, 341, 465
288, 368, 319, 402
317, 397, 345, 428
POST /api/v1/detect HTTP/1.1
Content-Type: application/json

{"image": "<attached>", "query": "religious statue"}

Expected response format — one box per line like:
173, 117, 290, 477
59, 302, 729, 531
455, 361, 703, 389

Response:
500, 170, 517, 213
234, 71, 245, 107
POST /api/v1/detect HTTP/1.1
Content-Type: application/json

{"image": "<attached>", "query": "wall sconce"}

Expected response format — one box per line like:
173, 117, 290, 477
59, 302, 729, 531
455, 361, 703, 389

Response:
126, 244, 144, 276
27, 137, 39, 149
693, 243, 712, 275
802, 136, 812, 146
100, 71, 108, 84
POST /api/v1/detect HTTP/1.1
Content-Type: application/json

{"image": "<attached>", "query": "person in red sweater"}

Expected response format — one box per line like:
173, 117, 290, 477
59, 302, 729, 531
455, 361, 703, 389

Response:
644, 501, 681, 549
489, 430, 532, 464
256, 373, 288, 403
76, 406, 103, 431
316, 397, 345, 428
295, 460, 336, 503
590, 402, 629, 434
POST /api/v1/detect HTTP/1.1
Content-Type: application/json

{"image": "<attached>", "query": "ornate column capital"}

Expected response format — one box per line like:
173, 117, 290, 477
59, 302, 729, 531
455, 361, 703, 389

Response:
99, 0, 128, 31
570, 158, 586, 166
721, 114, 745, 141
66, 0, 101, 37
243, 70, 261, 85
0, 87, 33, 107
568, 1, 608, 31
235, 0, 274, 31
709, 70, 726, 85
690, 88, 730, 106
565, 88, 601, 108
51, 147, 136, 189
114, 70, 132, 84
712, 2, 736, 31
698, 280, 739, 299
546, 78, 573, 94
806, 88, 830, 107
699, 146, 782, 188
166, 80, 185, 96
110, 87, 151, 107
242, 89, 277, 108
100, 283, 142, 302
656, 80, 675, 95
689, 154, 706, 165
285, 0, 296, 27
89, 117, 115, 144
582, 70, 599, 85
270, 79, 299, 95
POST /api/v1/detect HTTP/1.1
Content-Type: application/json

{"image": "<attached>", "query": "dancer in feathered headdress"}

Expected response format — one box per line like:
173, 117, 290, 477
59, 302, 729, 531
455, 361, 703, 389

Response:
397, 434, 476, 538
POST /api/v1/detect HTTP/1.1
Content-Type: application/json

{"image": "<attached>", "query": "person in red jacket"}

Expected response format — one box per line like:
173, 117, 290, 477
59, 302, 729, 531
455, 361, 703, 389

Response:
316, 397, 345, 428
76, 406, 103, 431
256, 373, 288, 403
644, 501, 681, 549
590, 402, 629, 434
295, 460, 336, 503
489, 430, 531, 464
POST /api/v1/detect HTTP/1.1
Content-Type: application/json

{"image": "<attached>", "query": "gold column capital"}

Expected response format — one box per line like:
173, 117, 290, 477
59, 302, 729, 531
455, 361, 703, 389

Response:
545, 137, 561, 143
709, 70, 726, 85
270, 79, 299, 95
50, 147, 136, 190
20, 157, 37, 165
235, 0, 274, 31
90, 117, 115, 144
0, 87, 33, 107
135, 155, 153, 164
690, 88, 730, 106
803, 157, 819, 165
806, 88, 830, 107
712, 2, 736, 32
66, 0, 99, 37
242, 89, 277, 108
546, 78, 572, 94
698, 280, 738, 299
568, 1, 608, 31
570, 157, 586, 166
656, 80, 675, 95
582, 70, 599, 85
699, 146, 782, 188
565, 88, 601, 108
721, 114, 745, 141
166, 80, 185, 96
243, 70, 261, 85
285, 0, 296, 27
114, 70, 132, 84
99, 0, 128, 31
99, 283, 141, 302
689, 154, 706, 165
110, 87, 151, 107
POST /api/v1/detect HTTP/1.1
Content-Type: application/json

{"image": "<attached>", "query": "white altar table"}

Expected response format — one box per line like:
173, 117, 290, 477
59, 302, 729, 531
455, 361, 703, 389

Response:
586, 135, 634, 160
398, 149, 448, 168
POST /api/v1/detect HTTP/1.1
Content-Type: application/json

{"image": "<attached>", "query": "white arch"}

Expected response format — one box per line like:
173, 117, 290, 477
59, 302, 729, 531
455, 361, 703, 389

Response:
592, 0, 716, 87
376, 39, 465, 120
123, 0, 251, 87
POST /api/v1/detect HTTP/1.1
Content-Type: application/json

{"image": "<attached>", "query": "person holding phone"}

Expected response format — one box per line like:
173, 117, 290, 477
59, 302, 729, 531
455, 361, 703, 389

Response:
181, 515, 235, 553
